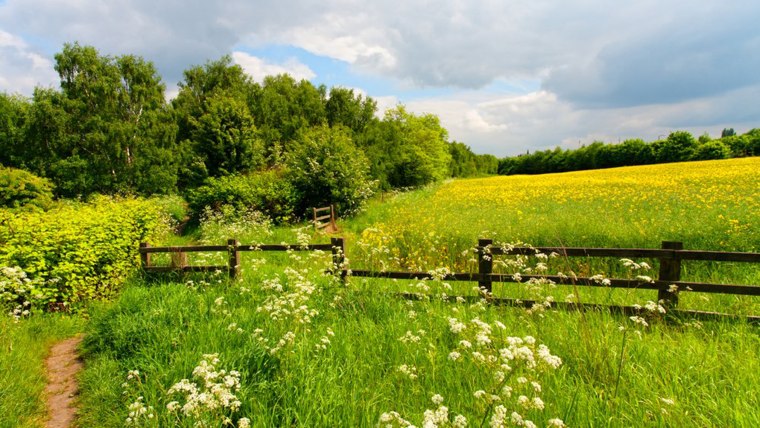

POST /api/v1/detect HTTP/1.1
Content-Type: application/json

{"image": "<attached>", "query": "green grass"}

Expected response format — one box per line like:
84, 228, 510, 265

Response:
0, 315, 84, 428
73, 243, 760, 427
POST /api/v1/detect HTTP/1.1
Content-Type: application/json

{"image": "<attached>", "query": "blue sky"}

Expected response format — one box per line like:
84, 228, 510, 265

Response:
1, 0, 759, 156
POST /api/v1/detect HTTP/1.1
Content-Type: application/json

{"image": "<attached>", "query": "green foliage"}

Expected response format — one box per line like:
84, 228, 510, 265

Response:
186, 171, 296, 224
656, 131, 697, 162
286, 125, 375, 216
360, 106, 452, 189
251, 74, 327, 157
325, 87, 377, 134
746, 128, 760, 156
21, 43, 179, 197
0, 92, 31, 168
498, 128, 759, 176
0, 166, 54, 210
172, 55, 257, 187
0, 197, 170, 311
190, 94, 265, 176
692, 140, 731, 160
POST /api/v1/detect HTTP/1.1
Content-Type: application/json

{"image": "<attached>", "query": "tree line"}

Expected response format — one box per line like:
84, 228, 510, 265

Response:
498, 129, 760, 175
0, 43, 496, 218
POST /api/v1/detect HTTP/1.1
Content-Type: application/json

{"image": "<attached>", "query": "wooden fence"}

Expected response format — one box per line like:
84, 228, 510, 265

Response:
139, 238, 759, 321
345, 239, 760, 321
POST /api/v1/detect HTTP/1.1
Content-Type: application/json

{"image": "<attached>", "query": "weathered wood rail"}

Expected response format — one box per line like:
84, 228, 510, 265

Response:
139, 238, 346, 278
139, 238, 759, 321
345, 239, 760, 321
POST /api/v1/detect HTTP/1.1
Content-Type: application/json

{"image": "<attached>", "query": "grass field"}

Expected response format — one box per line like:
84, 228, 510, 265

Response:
2, 158, 759, 427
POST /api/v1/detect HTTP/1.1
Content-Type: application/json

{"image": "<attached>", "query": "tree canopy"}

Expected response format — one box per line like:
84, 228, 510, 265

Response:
0, 43, 497, 220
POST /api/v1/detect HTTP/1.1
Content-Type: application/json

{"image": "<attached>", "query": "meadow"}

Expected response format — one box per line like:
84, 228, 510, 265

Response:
1, 157, 759, 427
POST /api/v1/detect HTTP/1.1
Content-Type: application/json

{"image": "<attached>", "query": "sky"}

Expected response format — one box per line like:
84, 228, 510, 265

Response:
1, 0, 759, 156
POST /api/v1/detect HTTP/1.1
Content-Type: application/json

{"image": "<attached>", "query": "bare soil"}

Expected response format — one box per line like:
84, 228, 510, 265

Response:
44, 335, 83, 428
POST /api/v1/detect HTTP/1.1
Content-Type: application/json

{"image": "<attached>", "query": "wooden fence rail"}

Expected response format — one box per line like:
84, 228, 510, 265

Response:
139, 238, 346, 279
344, 239, 760, 320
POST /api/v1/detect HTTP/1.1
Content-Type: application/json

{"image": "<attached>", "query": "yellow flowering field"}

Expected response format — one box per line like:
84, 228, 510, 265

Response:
346, 158, 759, 311
350, 157, 759, 264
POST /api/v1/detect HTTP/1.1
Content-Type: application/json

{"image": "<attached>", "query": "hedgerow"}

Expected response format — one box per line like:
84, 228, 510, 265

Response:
0, 196, 172, 314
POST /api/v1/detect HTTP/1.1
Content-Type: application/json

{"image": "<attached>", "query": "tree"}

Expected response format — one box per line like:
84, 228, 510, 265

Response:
744, 128, 760, 156
173, 55, 257, 187
0, 93, 31, 168
721, 128, 736, 138
29, 43, 179, 196
251, 74, 327, 161
190, 93, 265, 176
691, 140, 730, 160
474, 154, 499, 175
360, 106, 451, 189
656, 131, 697, 163
448, 142, 477, 177
286, 125, 374, 216
325, 87, 377, 135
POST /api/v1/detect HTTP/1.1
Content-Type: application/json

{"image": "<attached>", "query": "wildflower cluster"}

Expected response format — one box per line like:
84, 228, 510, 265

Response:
251, 237, 339, 356
1, 266, 39, 321
383, 313, 564, 428
121, 370, 155, 426
379, 395, 468, 428
629, 300, 668, 328
199, 205, 273, 245
166, 354, 247, 425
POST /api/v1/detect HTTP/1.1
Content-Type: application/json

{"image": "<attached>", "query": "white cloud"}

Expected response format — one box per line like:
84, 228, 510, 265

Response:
374, 95, 400, 118
0, 0, 758, 155
231, 51, 315, 82
404, 85, 760, 156
0, 29, 57, 94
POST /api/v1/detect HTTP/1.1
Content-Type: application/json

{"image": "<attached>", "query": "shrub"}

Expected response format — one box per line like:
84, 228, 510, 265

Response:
0, 197, 170, 311
186, 170, 296, 224
0, 166, 54, 210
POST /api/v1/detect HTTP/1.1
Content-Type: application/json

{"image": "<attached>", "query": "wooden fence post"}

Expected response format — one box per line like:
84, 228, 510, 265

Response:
228, 239, 240, 279
139, 242, 151, 269
478, 238, 494, 295
658, 241, 683, 308
331, 237, 346, 282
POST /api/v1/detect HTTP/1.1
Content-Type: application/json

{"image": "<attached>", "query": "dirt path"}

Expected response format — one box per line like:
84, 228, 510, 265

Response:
44, 335, 83, 428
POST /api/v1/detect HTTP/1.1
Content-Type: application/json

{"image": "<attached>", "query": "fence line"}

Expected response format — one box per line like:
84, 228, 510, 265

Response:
139, 238, 759, 320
